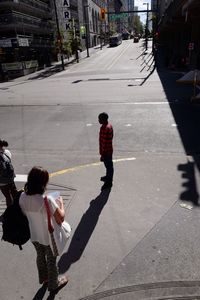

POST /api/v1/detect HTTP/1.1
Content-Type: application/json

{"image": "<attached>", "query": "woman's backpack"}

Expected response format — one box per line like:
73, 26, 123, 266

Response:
0, 152, 15, 184
1, 190, 30, 250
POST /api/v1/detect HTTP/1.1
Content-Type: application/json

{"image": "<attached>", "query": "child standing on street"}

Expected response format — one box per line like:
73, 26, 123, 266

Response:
98, 112, 114, 190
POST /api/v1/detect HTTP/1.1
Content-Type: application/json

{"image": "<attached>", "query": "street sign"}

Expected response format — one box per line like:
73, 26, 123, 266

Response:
65, 23, 71, 30
0, 39, 12, 47
62, 0, 70, 7
62, 0, 70, 32
63, 10, 71, 20
18, 38, 29, 47
110, 13, 128, 21
80, 26, 86, 35
189, 42, 194, 50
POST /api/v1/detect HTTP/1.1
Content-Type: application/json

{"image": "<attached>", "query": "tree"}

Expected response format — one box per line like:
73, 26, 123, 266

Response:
133, 15, 144, 36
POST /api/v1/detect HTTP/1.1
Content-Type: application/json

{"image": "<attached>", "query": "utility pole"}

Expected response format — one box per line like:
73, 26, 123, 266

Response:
152, 0, 159, 63
84, 4, 90, 57
72, 18, 79, 63
53, 0, 65, 70
143, 2, 149, 51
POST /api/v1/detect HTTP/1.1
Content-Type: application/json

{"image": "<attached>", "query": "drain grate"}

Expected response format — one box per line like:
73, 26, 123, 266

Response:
0, 184, 77, 233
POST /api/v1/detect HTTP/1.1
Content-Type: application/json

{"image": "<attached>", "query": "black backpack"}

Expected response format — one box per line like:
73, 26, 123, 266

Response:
1, 190, 30, 250
0, 152, 15, 184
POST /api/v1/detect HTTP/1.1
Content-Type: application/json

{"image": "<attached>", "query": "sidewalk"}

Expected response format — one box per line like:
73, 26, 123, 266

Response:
0, 45, 104, 85
1, 154, 200, 299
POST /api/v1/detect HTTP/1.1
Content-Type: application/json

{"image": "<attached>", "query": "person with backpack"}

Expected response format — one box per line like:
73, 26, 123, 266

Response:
0, 139, 17, 207
19, 166, 68, 294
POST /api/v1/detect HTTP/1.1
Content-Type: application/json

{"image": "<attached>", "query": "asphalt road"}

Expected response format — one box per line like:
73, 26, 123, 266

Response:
1, 39, 200, 300
0, 40, 194, 174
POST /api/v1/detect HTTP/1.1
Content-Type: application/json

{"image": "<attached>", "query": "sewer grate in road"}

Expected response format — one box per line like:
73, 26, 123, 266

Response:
47, 182, 77, 209
0, 183, 77, 233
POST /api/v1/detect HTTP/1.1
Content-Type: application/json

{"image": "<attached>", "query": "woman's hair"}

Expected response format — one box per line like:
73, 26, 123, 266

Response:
25, 166, 49, 195
0, 139, 8, 147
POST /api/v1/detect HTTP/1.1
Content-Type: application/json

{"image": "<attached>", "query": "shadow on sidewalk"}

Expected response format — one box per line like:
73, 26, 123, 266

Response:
58, 189, 111, 274
32, 283, 47, 300
177, 160, 199, 206
155, 49, 200, 206
136, 46, 200, 206
28, 59, 76, 80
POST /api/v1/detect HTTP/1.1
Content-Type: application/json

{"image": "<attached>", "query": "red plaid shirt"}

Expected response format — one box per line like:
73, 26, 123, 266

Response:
99, 122, 113, 156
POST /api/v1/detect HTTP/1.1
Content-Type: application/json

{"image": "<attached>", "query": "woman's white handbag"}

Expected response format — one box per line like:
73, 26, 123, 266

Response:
44, 196, 71, 256
51, 219, 71, 256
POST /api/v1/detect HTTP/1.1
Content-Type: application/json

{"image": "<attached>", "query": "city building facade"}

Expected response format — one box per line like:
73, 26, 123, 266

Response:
81, 0, 108, 48
0, 0, 131, 79
157, 0, 200, 70
0, 0, 55, 77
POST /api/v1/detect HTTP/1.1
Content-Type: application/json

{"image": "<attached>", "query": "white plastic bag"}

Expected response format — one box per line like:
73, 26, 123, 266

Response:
51, 219, 72, 256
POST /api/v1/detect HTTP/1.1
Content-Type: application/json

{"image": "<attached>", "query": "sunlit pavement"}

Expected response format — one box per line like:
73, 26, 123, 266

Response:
0, 40, 200, 300
1, 153, 200, 299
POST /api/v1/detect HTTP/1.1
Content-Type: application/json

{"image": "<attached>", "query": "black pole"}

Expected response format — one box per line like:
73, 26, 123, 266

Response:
145, 3, 149, 51
152, 0, 159, 65
107, 0, 110, 35
84, 5, 90, 57
100, 21, 103, 50
53, 0, 65, 70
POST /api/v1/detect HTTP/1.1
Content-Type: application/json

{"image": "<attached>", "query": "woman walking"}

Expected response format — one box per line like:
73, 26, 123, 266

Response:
19, 166, 68, 293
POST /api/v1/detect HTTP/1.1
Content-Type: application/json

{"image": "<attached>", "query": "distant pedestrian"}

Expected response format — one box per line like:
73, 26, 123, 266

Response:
0, 139, 17, 207
98, 112, 114, 190
19, 166, 68, 294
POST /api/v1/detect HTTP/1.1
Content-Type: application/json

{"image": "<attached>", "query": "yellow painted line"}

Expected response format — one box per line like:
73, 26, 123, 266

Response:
50, 157, 136, 178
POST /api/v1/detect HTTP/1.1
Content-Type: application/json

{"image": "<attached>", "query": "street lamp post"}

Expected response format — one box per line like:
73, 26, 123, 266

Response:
143, 2, 149, 51
84, 4, 90, 57
152, 0, 159, 64
53, 0, 65, 70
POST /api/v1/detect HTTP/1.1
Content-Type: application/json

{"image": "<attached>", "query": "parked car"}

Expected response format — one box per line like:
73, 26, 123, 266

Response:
133, 36, 139, 43
109, 34, 122, 47
122, 32, 130, 40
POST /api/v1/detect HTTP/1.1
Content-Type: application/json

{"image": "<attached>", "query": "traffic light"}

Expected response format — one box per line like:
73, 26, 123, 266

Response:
57, 35, 62, 46
100, 8, 106, 21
